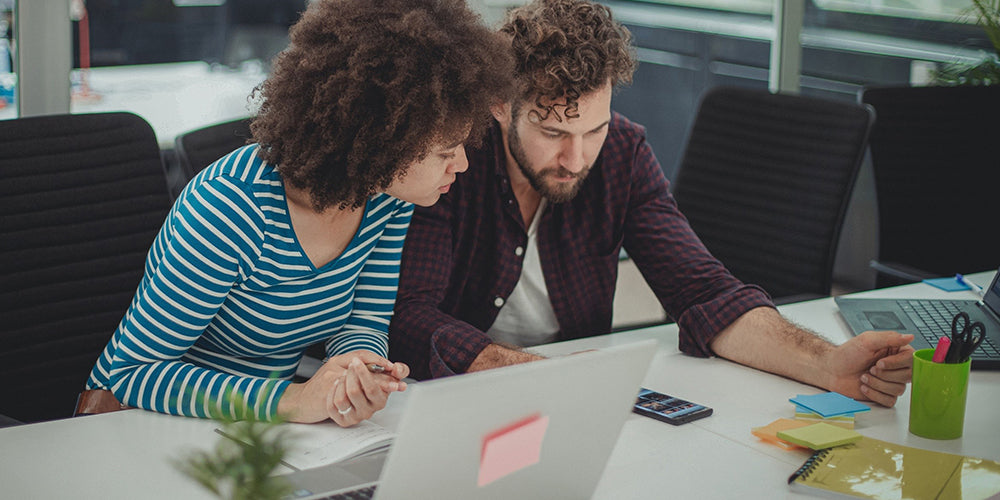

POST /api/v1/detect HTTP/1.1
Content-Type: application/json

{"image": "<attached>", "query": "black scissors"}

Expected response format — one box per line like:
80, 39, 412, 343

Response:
947, 312, 985, 363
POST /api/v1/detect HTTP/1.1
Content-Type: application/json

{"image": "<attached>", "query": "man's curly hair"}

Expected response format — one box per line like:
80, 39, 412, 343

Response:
250, 0, 514, 210
501, 0, 636, 122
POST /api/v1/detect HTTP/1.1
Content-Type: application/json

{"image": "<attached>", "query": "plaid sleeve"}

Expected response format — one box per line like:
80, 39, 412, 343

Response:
390, 193, 492, 379
619, 123, 774, 357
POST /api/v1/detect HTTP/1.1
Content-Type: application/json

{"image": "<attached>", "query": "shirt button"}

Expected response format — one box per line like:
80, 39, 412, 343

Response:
506, 199, 514, 206
514, 246, 524, 257
494, 296, 505, 307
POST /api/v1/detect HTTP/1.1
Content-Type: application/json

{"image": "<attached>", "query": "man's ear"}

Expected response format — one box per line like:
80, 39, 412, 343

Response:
490, 101, 512, 124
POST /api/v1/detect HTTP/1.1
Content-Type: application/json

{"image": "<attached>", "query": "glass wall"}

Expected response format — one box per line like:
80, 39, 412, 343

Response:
630, 0, 976, 20
630, 0, 772, 14
814, 0, 973, 22
606, 0, 994, 290
1, 0, 14, 117
66, 0, 307, 146
4, 0, 308, 144
78, 0, 301, 70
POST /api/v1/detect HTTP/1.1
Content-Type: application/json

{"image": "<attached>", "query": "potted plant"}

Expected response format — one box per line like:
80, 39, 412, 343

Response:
173, 393, 295, 500
935, 0, 1000, 85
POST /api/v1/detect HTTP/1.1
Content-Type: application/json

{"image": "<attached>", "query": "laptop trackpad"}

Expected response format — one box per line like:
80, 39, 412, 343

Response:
863, 311, 906, 330
283, 452, 386, 495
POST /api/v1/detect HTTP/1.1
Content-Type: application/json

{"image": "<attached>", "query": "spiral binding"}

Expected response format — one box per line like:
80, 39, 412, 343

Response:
787, 448, 832, 484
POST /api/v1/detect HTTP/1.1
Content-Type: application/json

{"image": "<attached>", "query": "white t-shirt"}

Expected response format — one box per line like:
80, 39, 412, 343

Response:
487, 200, 560, 346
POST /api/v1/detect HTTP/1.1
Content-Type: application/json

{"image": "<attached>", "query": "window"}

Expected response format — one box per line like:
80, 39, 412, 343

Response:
814, 0, 975, 22
1, 0, 14, 117
630, 0, 772, 15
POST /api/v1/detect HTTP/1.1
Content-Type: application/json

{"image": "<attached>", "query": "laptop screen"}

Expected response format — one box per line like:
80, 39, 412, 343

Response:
983, 268, 1000, 318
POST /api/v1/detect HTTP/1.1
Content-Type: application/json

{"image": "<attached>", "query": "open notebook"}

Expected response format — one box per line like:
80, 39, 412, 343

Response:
281, 339, 657, 499
788, 436, 1000, 499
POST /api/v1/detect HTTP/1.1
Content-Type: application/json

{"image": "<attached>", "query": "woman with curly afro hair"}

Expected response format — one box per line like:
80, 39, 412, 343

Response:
82, 0, 514, 427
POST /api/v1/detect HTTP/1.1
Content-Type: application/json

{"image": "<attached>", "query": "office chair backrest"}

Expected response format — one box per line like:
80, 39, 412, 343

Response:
0, 112, 172, 423
174, 116, 253, 181
672, 87, 874, 302
862, 85, 1000, 286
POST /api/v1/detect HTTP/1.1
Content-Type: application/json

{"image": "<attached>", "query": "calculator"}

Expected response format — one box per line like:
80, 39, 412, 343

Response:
633, 388, 713, 425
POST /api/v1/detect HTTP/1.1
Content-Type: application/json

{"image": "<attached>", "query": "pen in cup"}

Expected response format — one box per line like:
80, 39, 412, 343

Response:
955, 273, 985, 297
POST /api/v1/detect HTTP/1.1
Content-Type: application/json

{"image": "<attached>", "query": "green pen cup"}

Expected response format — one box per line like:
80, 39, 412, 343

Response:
908, 348, 971, 440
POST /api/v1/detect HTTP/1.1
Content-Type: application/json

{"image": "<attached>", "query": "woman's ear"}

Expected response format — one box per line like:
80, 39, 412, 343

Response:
490, 101, 512, 124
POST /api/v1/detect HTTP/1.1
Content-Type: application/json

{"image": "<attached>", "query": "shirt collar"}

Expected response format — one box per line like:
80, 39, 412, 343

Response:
488, 119, 513, 196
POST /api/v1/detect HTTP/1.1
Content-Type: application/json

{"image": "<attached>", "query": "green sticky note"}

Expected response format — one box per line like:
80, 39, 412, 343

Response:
776, 422, 862, 450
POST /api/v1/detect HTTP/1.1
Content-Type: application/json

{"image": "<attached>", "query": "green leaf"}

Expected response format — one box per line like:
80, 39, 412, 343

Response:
172, 390, 296, 500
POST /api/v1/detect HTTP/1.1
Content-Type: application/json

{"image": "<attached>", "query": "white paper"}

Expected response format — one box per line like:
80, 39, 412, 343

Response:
280, 420, 395, 470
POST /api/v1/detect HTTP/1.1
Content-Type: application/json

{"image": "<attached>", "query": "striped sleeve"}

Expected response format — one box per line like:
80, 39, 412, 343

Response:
104, 175, 288, 420
326, 198, 413, 359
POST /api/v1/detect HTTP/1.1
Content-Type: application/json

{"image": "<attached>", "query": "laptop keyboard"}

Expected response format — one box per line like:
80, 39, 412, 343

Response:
898, 300, 1000, 357
314, 485, 376, 500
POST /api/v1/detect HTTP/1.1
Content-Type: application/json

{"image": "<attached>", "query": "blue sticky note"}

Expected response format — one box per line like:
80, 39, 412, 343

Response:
789, 392, 870, 418
792, 402, 855, 418
922, 277, 969, 292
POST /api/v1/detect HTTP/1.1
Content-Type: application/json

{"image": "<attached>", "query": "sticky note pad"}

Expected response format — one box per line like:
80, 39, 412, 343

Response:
789, 392, 871, 418
777, 422, 862, 450
922, 277, 970, 292
478, 414, 549, 487
794, 411, 856, 429
751, 418, 812, 450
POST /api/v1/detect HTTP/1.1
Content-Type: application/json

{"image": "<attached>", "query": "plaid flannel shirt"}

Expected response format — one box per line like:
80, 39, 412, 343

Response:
390, 112, 774, 379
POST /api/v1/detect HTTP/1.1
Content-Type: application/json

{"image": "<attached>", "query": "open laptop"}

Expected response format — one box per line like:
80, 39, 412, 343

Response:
835, 268, 1000, 369
283, 339, 657, 499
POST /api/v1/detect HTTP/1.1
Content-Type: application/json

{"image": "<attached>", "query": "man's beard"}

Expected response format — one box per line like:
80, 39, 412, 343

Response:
507, 119, 591, 203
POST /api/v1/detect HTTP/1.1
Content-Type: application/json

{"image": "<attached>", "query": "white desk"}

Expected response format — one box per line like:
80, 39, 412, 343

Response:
2, 273, 998, 499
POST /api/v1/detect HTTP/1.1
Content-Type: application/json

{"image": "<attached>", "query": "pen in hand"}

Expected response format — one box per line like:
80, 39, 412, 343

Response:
955, 274, 985, 297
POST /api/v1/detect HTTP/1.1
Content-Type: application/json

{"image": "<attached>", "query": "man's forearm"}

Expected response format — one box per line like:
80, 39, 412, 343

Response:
467, 343, 546, 372
709, 306, 835, 389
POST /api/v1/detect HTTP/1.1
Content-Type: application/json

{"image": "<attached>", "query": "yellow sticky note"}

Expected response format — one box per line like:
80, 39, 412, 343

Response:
794, 411, 856, 429
777, 422, 862, 450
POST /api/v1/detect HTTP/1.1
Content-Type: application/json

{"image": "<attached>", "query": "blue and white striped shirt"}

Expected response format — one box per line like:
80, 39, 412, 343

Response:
87, 145, 413, 420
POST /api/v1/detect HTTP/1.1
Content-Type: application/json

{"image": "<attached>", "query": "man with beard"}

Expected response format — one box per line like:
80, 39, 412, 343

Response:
389, 0, 915, 408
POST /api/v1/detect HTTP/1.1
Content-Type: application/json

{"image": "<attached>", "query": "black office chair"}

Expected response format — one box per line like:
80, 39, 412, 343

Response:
862, 85, 1000, 287
174, 116, 253, 182
672, 87, 874, 303
0, 112, 173, 424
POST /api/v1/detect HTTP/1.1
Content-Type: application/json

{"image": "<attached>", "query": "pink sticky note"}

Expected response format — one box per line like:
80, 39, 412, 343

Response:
477, 413, 550, 487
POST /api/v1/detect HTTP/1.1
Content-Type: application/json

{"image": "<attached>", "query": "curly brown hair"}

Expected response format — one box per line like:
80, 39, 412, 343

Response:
250, 0, 514, 210
501, 0, 635, 122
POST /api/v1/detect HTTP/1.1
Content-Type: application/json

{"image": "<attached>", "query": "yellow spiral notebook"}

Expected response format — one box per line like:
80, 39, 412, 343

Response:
788, 436, 1000, 500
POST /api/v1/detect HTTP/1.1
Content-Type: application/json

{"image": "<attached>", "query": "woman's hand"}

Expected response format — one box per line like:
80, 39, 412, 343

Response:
329, 357, 409, 427
278, 351, 409, 424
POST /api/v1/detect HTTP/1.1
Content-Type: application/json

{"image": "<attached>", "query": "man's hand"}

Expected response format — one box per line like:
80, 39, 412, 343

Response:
711, 307, 914, 408
467, 343, 545, 372
822, 331, 914, 407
